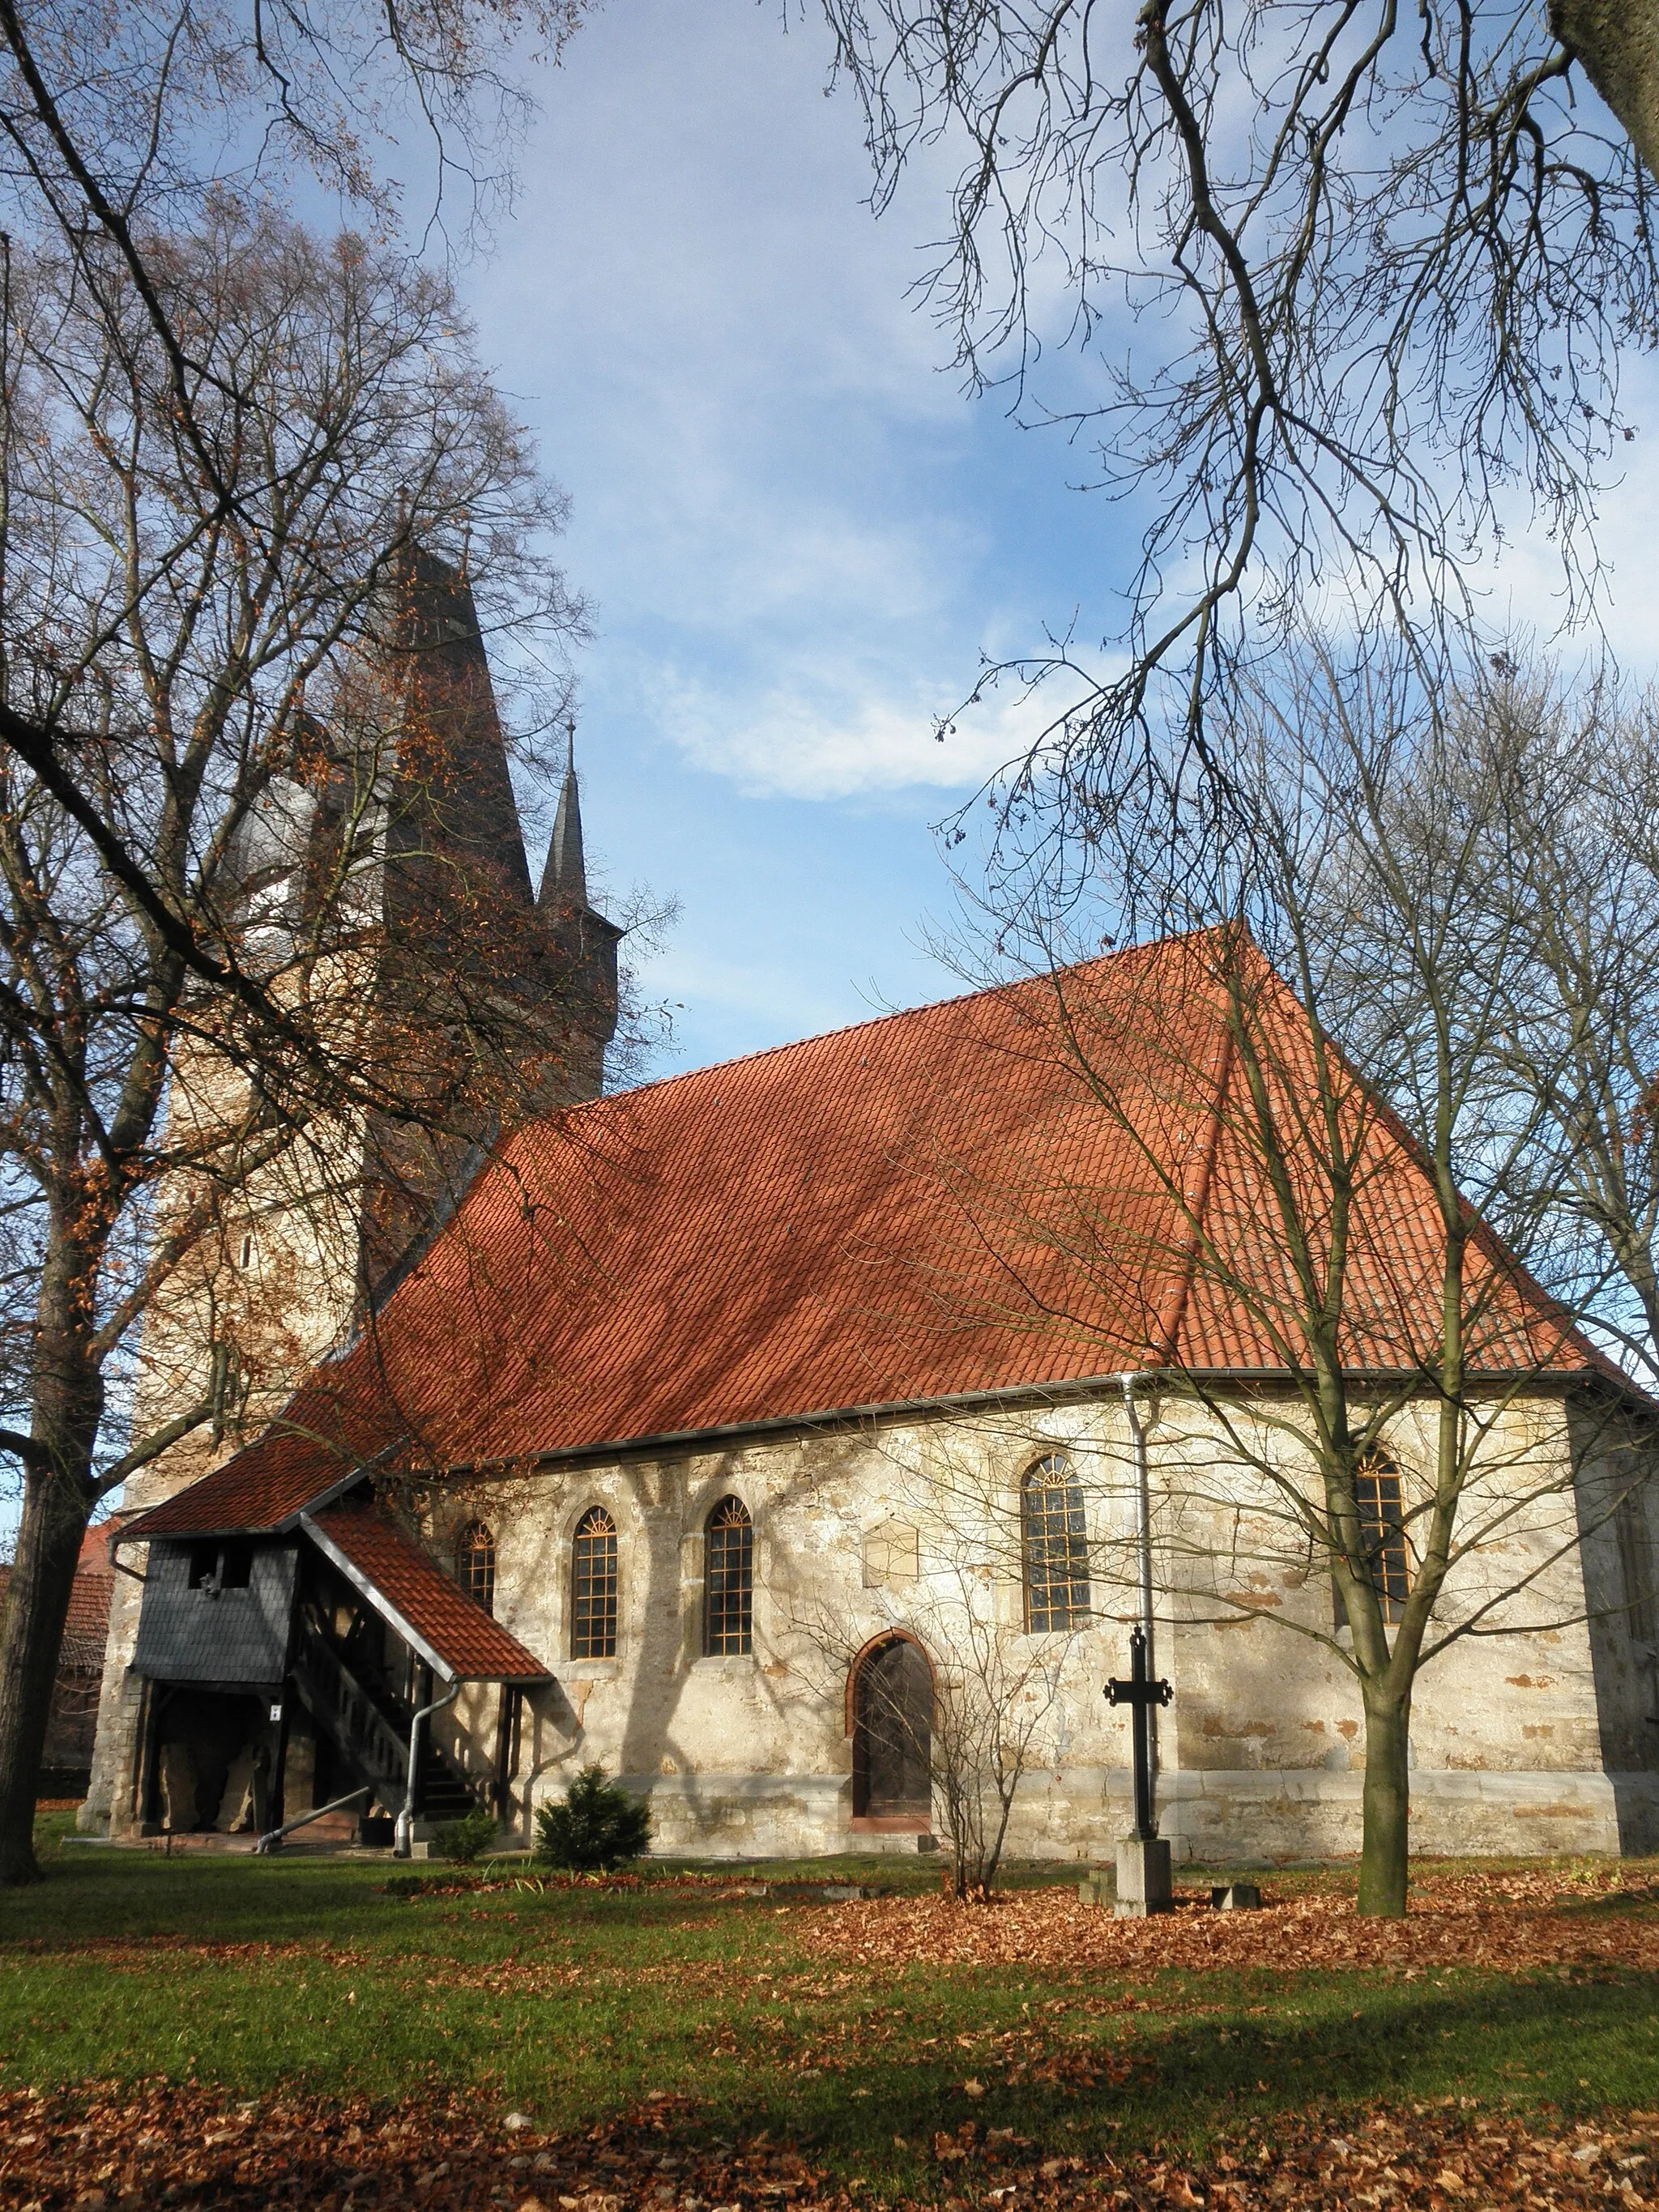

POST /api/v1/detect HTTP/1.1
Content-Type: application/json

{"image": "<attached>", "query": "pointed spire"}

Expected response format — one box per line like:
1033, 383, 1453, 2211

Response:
386, 543, 534, 902
539, 718, 588, 908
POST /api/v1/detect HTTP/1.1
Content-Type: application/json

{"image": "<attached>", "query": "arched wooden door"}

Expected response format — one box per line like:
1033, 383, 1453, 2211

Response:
852, 1635, 932, 1818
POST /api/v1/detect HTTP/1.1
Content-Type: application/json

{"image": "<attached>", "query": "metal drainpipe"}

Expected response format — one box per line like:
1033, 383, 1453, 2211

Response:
1118, 1374, 1158, 1799
393, 1677, 463, 1859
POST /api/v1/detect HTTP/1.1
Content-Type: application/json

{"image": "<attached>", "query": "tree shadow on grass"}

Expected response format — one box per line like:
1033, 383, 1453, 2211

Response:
8, 1852, 1658, 2195
689, 1971, 1659, 2187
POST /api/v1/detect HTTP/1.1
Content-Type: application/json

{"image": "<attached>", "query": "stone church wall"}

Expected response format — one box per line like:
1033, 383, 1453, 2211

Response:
440, 1389, 1659, 1865
80, 1035, 373, 1833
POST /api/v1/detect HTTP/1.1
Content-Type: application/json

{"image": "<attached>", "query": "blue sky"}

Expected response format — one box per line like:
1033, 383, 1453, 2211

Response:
472, 0, 1659, 1085
468, 0, 1128, 1076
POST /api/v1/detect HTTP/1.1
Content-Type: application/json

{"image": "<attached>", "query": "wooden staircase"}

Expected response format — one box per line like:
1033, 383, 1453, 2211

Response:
288, 1609, 484, 1836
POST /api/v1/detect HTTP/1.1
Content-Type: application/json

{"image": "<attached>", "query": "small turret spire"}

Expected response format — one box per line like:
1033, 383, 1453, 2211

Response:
539, 716, 588, 908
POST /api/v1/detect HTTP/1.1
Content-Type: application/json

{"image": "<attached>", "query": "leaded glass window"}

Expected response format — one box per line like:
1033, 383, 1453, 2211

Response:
458, 1521, 496, 1617
572, 1506, 619, 1660
1021, 1453, 1090, 1632
1353, 1454, 1410, 1624
703, 1495, 753, 1656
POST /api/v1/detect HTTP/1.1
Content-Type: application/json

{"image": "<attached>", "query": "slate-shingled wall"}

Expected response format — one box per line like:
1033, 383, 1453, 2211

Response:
131, 1542, 297, 1686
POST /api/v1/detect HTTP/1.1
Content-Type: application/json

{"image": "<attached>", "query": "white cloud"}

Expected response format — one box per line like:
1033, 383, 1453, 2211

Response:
471, 0, 1000, 658
650, 658, 1094, 800
1469, 403, 1659, 675
458, 0, 1123, 820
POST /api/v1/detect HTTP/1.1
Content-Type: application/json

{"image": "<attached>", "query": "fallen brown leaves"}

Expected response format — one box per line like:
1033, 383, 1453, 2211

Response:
0, 2082, 1653, 2212
794, 1869, 1659, 1976
383, 1873, 783, 1902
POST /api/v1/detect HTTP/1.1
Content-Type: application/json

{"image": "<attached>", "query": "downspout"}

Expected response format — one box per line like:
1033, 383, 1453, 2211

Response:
1118, 1374, 1158, 1802
255, 1784, 370, 1856
393, 1677, 462, 1859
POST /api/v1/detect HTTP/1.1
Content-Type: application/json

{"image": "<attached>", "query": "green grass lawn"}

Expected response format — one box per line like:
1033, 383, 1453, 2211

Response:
5, 1815, 1658, 2196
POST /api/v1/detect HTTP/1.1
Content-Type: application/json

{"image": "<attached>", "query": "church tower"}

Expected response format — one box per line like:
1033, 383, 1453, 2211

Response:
536, 722, 623, 1104
79, 553, 620, 1830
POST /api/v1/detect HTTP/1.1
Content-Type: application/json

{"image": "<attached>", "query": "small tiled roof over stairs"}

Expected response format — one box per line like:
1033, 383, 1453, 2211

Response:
303, 1507, 549, 1683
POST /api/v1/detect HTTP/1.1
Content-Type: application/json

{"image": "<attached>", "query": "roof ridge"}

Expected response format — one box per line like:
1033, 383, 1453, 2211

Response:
559, 933, 1202, 1122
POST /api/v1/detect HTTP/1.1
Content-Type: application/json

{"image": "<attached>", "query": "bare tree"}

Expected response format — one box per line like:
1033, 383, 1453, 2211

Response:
0, 200, 588, 1884
798, 1436, 1088, 1898
0, 4, 592, 965
1370, 655, 1659, 1727
1446, 666, 1659, 1398
921, 637, 1651, 1914
817, 4, 1659, 788
805, 16, 1659, 1890
925, 1591, 1073, 1898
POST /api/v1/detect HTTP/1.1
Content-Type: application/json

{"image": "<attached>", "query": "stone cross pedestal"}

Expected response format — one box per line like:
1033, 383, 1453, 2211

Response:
1115, 1832, 1172, 1917
1105, 1625, 1174, 1919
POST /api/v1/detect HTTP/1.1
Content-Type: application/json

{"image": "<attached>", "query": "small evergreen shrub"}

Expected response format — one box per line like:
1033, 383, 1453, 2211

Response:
534, 1764, 651, 1870
435, 1806, 499, 1864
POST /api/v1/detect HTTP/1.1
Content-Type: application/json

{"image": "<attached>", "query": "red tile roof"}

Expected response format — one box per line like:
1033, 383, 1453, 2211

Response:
61, 1561, 113, 1661
122, 936, 1614, 1542
122, 1422, 369, 1540
305, 1507, 551, 1681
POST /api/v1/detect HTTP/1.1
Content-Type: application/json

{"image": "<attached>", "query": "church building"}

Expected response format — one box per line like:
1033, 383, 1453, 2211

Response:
82, 606, 1659, 1866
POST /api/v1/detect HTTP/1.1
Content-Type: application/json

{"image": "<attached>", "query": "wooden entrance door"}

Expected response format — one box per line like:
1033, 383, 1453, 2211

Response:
853, 1636, 932, 1818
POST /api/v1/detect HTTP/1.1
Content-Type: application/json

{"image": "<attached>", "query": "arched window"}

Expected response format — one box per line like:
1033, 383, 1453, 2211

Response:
1021, 1452, 1090, 1632
703, 1495, 753, 1656
1353, 1452, 1410, 1624
571, 1506, 619, 1660
458, 1522, 496, 1617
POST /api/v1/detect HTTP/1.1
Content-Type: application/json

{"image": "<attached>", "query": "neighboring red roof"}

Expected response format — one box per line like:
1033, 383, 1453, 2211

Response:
307, 1507, 550, 1681
122, 935, 1612, 1542
0, 1519, 114, 1672
58, 1576, 112, 1673
77, 1517, 117, 1575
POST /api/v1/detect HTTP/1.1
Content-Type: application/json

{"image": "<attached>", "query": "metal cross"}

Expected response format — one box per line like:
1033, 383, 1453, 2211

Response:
1105, 1624, 1172, 1840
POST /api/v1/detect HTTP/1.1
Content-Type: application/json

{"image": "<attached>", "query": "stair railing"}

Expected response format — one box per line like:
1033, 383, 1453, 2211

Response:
288, 1605, 488, 1830
289, 1612, 410, 1791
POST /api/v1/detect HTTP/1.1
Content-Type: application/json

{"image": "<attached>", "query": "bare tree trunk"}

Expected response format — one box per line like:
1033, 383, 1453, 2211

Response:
0, 1217, 104, 1885
981, 1782, 1017, 1898
1553, 3, 1659, 181
937, 1746, 975, 1899
1356, 1682, 1412, 1920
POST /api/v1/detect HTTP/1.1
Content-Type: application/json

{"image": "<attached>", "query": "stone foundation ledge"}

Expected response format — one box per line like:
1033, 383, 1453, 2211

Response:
617, 1771, 917, 1862
614, 1771, 841, 1863
1157, 1766, 1632, 1861
599, 1765, 1657, 1863
1609, 1771, 1659, 1855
